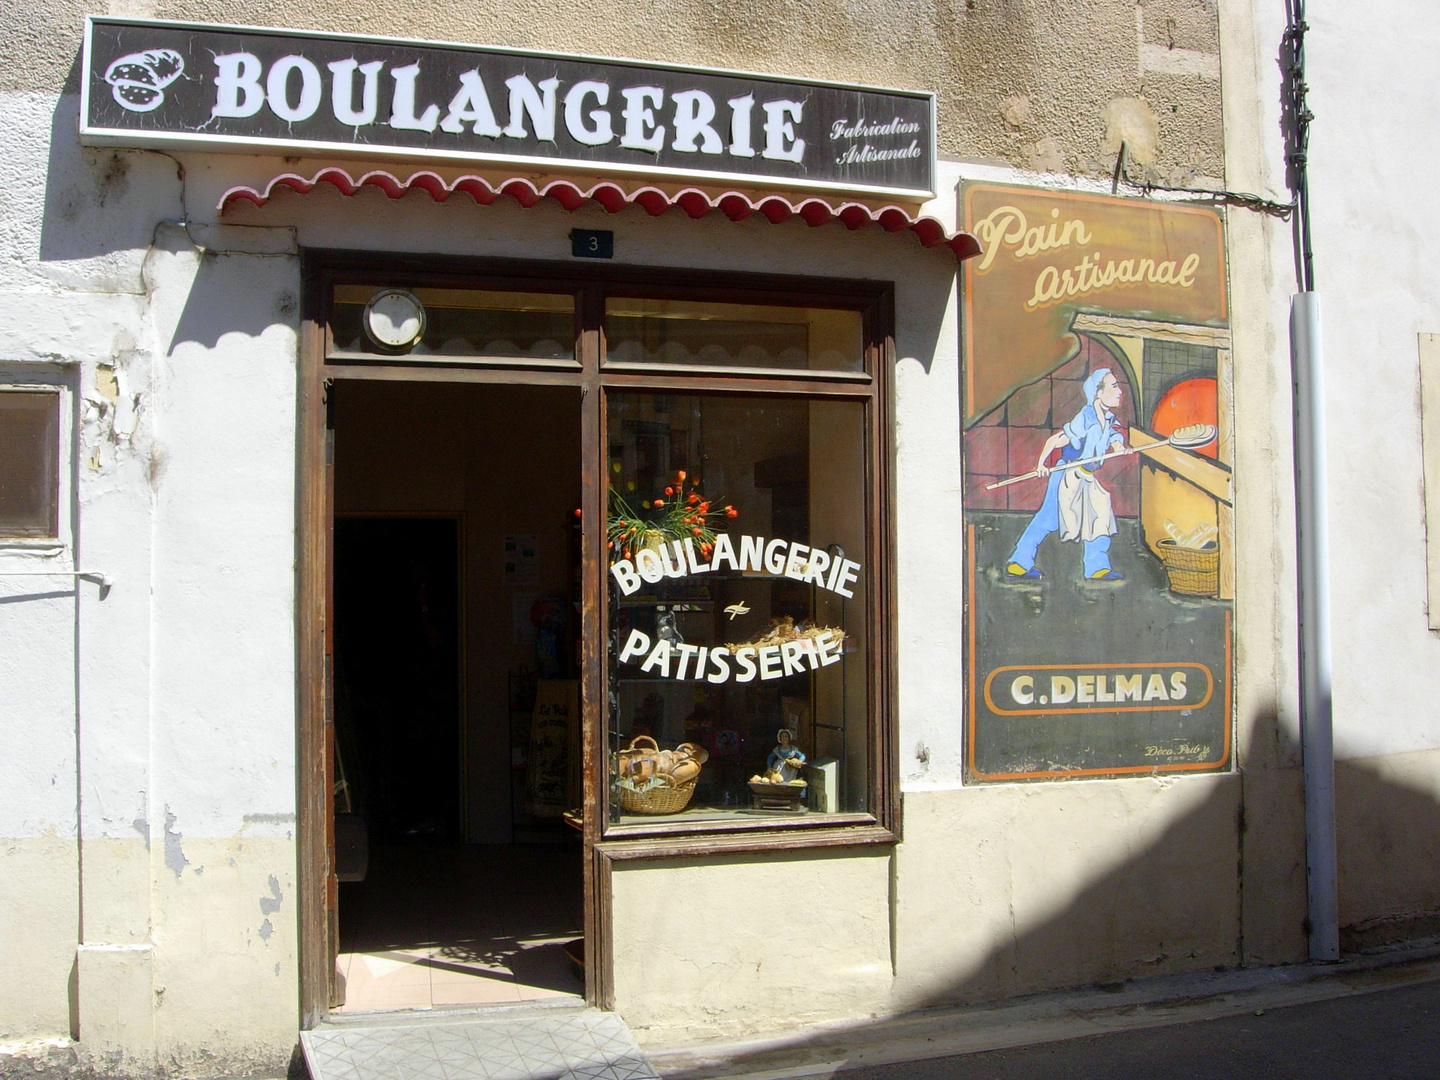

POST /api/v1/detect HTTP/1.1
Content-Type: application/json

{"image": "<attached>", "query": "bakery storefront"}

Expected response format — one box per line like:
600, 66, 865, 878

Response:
79, 15, 977, 1034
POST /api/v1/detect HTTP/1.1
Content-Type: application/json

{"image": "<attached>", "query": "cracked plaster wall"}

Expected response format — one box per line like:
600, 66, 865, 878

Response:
0, 79, 301, 1073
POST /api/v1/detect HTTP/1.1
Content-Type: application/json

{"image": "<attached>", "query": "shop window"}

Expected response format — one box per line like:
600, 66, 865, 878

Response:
606, 393, 870, 825
309, 259, 895, 849
0, 388, 60, 538
605, 298, 863, 372
330, 285, 575, 361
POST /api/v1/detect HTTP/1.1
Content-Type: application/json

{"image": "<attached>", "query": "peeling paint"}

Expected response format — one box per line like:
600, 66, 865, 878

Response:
258, 919, 273, 941
1101, 97, 1161, 165
998, 94, 1031, 129
1027, 135, 1066, 173
95, 365, 119, 404
163, 807, 188, 878
133, 797, 149, 850
242, 812, 296, 825
259, 876, 282, 916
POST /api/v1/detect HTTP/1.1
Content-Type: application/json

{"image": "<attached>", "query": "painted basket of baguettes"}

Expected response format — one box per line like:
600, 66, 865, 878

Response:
613, 735, 709, 815
1157, 539, 1220, 597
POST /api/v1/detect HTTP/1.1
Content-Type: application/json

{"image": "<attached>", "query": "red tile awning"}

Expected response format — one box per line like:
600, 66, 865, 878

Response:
218, 167, 981, 260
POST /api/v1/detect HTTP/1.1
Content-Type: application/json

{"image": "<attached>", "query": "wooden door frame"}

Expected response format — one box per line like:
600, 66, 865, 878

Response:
297, 263, 330, 1027
296, 255, 604, 1023
297, 250, 901, 1025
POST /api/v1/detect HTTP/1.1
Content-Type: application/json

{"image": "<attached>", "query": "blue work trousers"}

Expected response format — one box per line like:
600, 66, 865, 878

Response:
1007, 469, 1113, 577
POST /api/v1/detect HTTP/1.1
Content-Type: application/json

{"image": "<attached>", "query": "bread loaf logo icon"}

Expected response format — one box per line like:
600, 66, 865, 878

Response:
104, 49, 184, 113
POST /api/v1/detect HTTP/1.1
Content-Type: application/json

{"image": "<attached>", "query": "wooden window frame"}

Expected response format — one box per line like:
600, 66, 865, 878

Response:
297, 250, 899, 1019
0, 377, 68, 545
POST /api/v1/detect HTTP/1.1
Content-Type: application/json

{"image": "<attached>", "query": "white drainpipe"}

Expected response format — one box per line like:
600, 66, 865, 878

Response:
1290, 290, 1339, 960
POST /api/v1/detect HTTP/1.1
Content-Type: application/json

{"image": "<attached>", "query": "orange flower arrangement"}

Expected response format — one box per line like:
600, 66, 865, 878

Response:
607, 470, 738, 561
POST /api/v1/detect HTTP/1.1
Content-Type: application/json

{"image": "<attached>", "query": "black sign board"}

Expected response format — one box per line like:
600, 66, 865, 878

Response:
81, 17, 936, 199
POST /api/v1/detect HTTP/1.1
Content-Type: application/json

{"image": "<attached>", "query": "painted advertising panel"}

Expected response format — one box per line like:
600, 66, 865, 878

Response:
961, 183, 1232, 781
79, 16, 936, 198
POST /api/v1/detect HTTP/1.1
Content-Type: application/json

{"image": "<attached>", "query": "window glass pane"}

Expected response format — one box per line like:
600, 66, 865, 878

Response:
332, 286, 574, 359
607, 392, 869, 826
605, 298, 863, 372
0, 390, 59, 537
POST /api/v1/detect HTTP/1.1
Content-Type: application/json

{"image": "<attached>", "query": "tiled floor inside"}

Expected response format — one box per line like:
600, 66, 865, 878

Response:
335, 842, 584, 1013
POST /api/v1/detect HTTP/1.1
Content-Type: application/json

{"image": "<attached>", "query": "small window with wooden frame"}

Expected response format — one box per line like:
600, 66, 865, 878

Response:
0, 384, 63, 541
306, 255, 898, 858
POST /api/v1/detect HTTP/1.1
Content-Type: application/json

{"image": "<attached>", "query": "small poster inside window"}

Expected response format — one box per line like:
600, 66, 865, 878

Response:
526, 679, 579, 818
503, 533, 539, 587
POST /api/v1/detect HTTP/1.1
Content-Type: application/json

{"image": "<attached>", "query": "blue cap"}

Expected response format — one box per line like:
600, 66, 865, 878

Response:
1083, 367, 1111, 402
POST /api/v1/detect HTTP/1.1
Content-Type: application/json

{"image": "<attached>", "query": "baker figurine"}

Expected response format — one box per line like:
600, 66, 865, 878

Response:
1004, 367, 1128, 582
766, 728, 807, 782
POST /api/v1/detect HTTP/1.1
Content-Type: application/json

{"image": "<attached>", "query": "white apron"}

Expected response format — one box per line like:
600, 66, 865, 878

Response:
1057, 467, 1117, 543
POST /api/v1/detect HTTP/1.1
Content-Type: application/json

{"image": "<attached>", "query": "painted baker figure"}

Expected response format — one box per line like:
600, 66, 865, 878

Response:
1005, 367, 1128, 581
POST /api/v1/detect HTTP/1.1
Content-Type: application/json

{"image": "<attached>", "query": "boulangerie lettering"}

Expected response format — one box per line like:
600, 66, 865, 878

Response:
564, 80, 612, 145
328, 59, 383, 126
671, 89, 723, 153
608, 533, 862, 598
503, 74, 560, 140
440, 69, 503, 135
266, 56, 322, 122
389, 62, 439, 131
211, 52, 264, 118
85, 18, 935, 195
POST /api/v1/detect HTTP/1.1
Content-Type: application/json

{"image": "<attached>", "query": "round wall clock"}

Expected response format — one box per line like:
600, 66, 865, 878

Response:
362, 289, 426, 352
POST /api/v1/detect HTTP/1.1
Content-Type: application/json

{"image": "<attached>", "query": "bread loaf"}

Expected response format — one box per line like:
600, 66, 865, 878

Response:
105, 49, 184, 113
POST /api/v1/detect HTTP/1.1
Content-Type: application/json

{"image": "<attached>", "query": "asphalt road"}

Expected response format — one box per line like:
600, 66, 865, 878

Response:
839, 978, 1440, 1080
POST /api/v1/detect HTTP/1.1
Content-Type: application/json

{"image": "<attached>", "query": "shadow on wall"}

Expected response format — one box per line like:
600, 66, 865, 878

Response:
39, 53, 183, 267
162, 238, 302, 353
650, 722, 1440, 1078
39, 80, 298, 351
890, 251, 958, 379
889, 721, 1296, 1012
1336, 756, 1440, 950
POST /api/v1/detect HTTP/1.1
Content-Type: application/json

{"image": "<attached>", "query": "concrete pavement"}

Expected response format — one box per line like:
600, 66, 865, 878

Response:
648, 941, 1440, 1080
841, 977, 1440, 1079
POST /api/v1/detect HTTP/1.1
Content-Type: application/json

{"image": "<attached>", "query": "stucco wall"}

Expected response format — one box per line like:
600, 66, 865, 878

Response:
0, 84, 301, 1070
1301, 5, 1440, 763
2, 89, 1288, 1058
1219, 0, 1440, 947
893, 778, 1243, 1008
610, 850, 894, 1040
1305, 2, 1440, 944
0, 578, 78, 1040
2, 0, 1436, 1062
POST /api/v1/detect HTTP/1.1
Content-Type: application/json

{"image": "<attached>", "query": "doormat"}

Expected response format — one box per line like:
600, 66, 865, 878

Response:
301, 1008, 660, 1080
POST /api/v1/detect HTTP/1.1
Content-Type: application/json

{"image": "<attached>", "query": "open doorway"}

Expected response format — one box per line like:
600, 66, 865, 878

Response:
329, 380, 584, 1012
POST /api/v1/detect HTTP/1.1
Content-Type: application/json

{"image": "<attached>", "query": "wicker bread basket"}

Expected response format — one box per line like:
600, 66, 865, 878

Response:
614, 735, 704, 815
1157, 539, 1220, 597
619, 774, 699, 815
